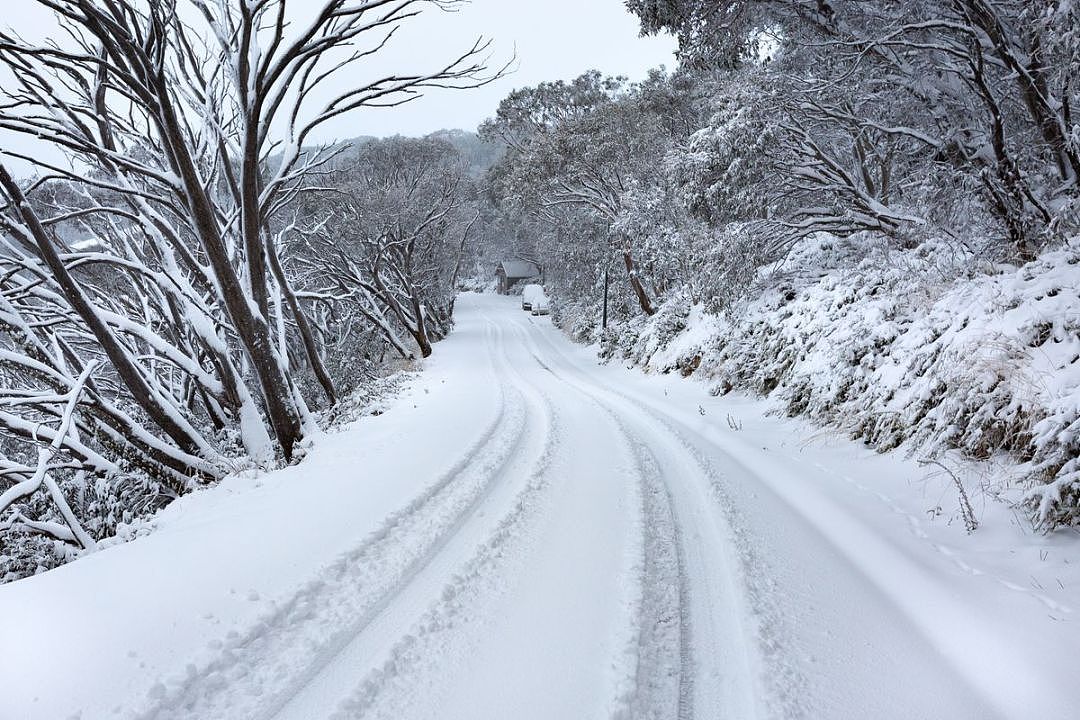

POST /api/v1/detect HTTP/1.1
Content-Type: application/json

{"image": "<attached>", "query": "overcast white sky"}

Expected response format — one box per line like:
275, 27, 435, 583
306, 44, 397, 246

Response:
316, 0, 679, 140
1, 0, 676, 173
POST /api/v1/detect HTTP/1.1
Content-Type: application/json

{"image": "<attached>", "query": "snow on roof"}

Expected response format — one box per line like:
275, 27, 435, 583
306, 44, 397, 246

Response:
498, 259, 540, 279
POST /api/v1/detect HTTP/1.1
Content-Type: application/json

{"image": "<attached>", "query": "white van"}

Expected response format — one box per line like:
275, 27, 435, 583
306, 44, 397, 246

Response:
521, 283, 543, 311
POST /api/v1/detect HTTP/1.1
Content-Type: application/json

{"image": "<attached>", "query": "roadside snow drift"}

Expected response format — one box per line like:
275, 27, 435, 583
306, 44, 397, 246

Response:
595, 235, 1080, 528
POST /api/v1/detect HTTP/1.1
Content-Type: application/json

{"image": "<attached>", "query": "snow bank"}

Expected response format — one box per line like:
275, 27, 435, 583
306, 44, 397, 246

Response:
0, 310, 503, 719
596, 235, 1080, 528
0, 368, 409, 585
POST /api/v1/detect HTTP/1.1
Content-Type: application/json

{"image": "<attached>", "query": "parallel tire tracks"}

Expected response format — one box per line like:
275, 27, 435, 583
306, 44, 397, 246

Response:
521, 316, 813, 719
512, 316, 792, 720
505, 322, 693, 720
134, 322, 537, 720
317, 310, 563, 719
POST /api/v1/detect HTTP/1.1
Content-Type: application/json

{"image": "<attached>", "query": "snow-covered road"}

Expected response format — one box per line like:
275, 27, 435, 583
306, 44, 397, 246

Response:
2, 293, 1076, 720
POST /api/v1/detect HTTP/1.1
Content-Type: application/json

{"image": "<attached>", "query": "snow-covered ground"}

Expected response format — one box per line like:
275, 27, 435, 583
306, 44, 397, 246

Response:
1, 293, 1077, 720
594, 235, 1080, 529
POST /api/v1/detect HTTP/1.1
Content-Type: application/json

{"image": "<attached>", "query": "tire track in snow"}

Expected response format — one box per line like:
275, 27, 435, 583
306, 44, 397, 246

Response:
268, 313, 561, 720
508, 322, 690, 720
130, 321, 536, 720
513, 315, 803, 720
629, 412, 807, 720
287, 309, 563, 718
616, 429, 691, 720
328, 403, 561, 719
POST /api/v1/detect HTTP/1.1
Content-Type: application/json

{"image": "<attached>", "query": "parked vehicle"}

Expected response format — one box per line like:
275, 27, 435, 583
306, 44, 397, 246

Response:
531, 293, 551, 315
521, 283, 543, 311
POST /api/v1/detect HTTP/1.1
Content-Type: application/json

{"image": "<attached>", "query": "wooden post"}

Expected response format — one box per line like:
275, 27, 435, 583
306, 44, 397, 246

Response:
602, 266, 610, 330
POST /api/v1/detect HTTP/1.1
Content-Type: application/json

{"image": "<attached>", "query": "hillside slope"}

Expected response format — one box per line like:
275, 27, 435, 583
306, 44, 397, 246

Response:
575, 235, 1080, 529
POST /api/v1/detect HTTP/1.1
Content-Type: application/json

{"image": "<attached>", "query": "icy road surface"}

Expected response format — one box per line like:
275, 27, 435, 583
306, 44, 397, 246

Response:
1, 293, 1076, 720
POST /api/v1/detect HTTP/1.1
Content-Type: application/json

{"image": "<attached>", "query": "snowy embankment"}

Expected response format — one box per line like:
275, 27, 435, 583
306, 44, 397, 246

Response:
592, 235, 1080, 529
0, 323, 505, 719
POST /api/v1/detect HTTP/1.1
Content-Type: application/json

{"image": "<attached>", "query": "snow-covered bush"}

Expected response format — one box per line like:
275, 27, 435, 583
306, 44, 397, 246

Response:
601, 289, 693, 366
552, 296, 603, 344
602, 234, 1080, 529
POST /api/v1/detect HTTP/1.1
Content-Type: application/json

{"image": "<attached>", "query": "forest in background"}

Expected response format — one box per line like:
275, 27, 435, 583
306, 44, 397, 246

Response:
480, 0, 1080, 530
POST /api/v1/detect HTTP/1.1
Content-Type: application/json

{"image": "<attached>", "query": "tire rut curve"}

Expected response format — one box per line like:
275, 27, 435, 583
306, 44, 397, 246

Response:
134, 321, 529, 720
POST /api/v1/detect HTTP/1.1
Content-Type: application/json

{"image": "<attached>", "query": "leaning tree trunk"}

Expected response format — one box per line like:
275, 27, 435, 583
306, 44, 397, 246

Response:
0, 164, 219, 470
407, 291, 434, 359
447, 212, 479, 318
621, 236, 656, 316
265, 228, 337, 405
153, 92, 304, 459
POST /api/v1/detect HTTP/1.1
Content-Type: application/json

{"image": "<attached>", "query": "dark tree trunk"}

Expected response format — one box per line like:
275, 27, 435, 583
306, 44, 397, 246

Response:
621, 238, 656, 316
265, 230, 338, 405
602, 266, 610, 329
0, 164, 212, 465
242, 131, 270, 319
408, 291, 434, 359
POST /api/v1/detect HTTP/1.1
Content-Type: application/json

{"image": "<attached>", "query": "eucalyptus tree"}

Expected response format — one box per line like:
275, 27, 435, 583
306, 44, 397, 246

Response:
482, 71, 688, 316
628, 0, 1080, 259
300, 135, 479, 359
0, 0, 497, 564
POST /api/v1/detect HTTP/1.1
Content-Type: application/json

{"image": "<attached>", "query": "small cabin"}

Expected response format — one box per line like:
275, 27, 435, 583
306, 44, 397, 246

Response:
495, 259, 541, 294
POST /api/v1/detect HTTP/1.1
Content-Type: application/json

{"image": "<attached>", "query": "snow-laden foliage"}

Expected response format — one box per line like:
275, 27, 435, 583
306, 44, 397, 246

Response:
596, 235, 1080, 529
295, 136, 481, 361
0, 1, 501, 581
628, 0, 1080, 258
